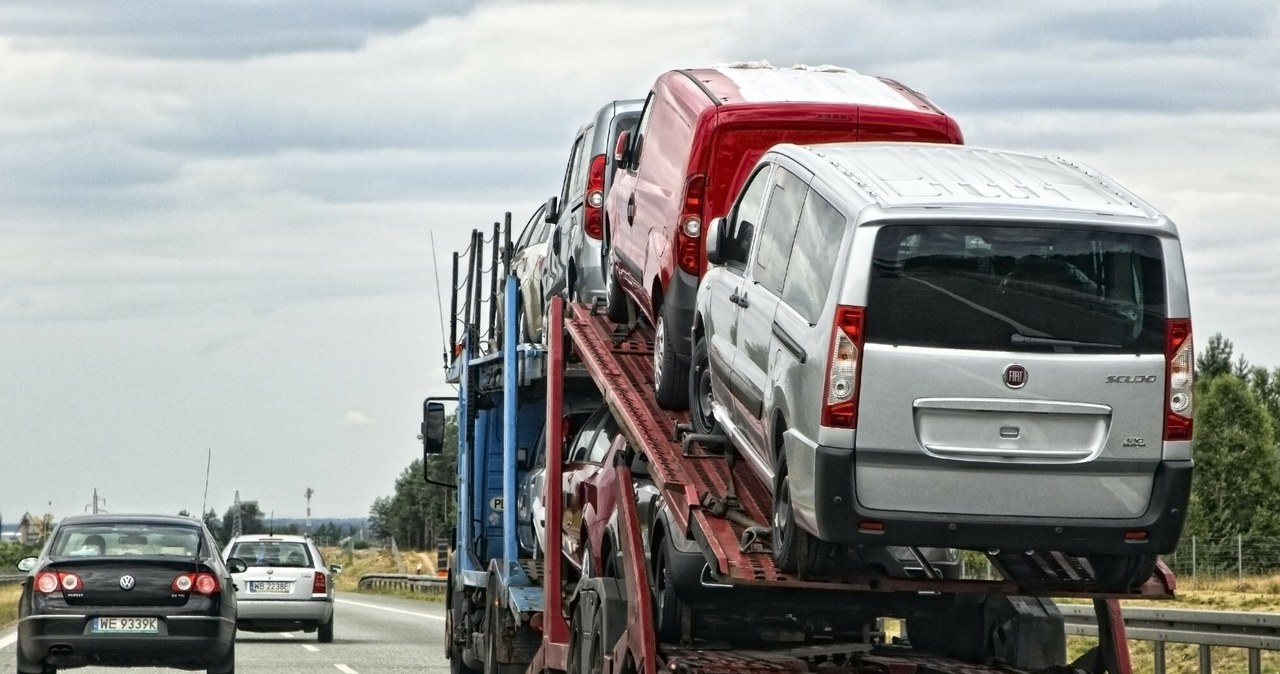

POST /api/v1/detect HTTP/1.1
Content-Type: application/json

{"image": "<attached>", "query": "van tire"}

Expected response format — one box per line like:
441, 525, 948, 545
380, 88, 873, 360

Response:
689, 335, 721, 436
604, 254, 629, 323
653, 302, 689, 409
772, 450, 818, 575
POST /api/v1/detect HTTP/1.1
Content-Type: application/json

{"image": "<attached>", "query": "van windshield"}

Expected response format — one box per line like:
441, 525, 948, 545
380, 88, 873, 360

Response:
865, 223, 1166, 354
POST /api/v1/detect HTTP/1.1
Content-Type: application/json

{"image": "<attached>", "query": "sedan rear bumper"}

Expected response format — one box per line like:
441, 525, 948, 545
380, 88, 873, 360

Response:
18, 614, 233, 670
235, 598, 333, 628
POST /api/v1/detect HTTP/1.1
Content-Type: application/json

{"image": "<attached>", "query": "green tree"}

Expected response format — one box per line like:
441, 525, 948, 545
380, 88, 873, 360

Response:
1184, 375, 1280, 569
1196, 333, 1235, 380
220, 501, 266, 542
367, 412, 458, 549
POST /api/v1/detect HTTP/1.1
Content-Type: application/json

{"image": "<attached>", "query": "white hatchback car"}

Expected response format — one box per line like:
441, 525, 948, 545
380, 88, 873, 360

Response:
223, 534, 341, 642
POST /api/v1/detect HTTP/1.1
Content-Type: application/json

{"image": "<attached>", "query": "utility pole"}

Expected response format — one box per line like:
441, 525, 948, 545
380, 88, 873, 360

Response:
304, 487, 314, 536
233, 491, 243, 538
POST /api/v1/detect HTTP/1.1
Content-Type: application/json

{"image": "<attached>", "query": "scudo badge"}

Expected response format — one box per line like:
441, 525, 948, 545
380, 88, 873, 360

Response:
1004, 364, 1028, 389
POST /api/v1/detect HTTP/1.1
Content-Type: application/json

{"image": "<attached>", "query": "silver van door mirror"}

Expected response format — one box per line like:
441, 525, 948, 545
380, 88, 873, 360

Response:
705, 217, 726, 266
544, 196, 558, 223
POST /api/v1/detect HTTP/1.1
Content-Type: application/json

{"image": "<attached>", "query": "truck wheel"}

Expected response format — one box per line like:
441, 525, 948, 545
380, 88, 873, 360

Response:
772, 451, 818, 575
653, 302, 690, 409
689, 335, 721, 436
448, 578, 481, 674
604, 252, 629, 323
483, 591, 525, 674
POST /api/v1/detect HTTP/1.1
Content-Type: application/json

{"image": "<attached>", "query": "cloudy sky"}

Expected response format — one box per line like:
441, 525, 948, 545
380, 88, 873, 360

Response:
2, 1, 1277, 524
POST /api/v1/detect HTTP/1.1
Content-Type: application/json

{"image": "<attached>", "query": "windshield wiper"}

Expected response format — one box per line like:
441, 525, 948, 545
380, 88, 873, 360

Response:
1011, 333, 1122, 349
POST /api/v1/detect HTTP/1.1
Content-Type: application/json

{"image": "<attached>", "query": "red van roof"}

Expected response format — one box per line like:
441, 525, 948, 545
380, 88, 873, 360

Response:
681, 63, 945, 114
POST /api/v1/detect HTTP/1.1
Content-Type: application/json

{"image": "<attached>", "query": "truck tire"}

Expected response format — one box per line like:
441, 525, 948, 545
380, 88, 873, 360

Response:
689, 335, 721, 436
484, 575, 526, 674
771, 450, 819, 575
653, 301, 689, 409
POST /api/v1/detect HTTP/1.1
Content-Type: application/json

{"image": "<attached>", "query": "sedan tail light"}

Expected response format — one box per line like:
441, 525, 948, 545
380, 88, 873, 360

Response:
1164, 318, 1194, 441
172, 573, 220, 595
312, 572, 327, 595
35, 571, 82, 594
821, 305, 866, 428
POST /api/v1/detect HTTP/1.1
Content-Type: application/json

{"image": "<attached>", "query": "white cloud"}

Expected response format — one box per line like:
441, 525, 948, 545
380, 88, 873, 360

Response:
343, 411, 376, 428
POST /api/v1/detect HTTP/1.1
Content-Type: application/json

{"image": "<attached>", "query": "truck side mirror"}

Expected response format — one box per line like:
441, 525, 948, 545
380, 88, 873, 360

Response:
705, 217, 726, 266
423, 400, 446, 456
614, 130, 632, 167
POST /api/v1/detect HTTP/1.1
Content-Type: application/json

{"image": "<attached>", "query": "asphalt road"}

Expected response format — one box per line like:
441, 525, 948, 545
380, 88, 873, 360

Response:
0, 591, 450, 673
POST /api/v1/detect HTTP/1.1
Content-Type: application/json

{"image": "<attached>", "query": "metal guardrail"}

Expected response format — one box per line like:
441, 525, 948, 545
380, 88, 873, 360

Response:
358, 573, 447, 595
1062, 604, 1280, 674
0, 574, 26, 586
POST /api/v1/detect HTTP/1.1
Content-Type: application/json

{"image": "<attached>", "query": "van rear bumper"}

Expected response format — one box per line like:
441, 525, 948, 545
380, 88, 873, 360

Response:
808, 447, 1192, 554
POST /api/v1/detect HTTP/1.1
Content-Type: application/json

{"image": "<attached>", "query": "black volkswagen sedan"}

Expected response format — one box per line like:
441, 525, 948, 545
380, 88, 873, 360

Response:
14, 514, 246, 673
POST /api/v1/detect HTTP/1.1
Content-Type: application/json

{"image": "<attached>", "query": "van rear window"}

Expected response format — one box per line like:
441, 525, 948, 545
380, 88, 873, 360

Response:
866, 223, 1166, 354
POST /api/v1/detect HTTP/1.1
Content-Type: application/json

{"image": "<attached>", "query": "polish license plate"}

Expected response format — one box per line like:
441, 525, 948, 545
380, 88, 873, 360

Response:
93, 617, 159, 633
249, 580, 292, 593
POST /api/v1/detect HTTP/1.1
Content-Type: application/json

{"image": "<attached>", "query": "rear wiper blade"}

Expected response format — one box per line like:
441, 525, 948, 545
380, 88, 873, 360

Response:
1011, 333, 1122, 349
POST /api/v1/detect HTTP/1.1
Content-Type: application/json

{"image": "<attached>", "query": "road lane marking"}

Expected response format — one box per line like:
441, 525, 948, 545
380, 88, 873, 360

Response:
279, 632, 297, 638
0, 633, 16, 651
336, 598, 445, 621
303, 644, 320, 652
335, 664, 359, 674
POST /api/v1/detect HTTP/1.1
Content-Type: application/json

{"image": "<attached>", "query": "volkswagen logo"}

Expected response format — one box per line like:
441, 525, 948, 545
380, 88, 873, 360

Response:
119, 575, 136, 590
1004, 364, 1028, 389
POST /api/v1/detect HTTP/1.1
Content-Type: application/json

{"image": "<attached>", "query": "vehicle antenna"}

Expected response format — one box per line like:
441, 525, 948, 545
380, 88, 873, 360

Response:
430, 231, 449, 370
200, 448, 211, 520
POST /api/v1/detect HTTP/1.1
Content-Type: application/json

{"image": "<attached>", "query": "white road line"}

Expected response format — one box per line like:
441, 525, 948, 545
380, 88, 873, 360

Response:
336, 598, 445, 621
303, 644, 320, 652
335, 664, 359, 674
0, 632, 16, 651
279, 632, 297, 638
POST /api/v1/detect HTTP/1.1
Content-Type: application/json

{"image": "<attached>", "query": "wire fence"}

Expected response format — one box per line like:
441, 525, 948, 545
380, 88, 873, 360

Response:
1164, 536, 1280, 581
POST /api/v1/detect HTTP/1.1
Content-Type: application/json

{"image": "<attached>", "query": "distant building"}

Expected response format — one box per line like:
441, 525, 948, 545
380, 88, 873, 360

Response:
16, 512, 53, 546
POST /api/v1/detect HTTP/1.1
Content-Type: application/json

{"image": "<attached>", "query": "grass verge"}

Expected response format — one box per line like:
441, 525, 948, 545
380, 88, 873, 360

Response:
1, 583, 21, 629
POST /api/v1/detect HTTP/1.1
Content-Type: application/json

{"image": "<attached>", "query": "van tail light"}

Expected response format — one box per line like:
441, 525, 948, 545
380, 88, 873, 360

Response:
312, 572, 327, 595
676, 173, 706, 275
822, 306, 865, 428
173, 573, 220, 595
584, 154, 606, 240
36, 571, 82, 594
1164, 318, 1194, 441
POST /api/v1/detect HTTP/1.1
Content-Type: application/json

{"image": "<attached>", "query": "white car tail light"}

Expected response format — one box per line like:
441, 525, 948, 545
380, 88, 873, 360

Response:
822, 305, 865, 428
1164, 318, 1194, 441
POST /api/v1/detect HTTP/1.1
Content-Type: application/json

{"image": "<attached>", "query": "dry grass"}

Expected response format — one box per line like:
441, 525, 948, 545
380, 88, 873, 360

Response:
1, 584, 21, 628
321, 547, 440, 593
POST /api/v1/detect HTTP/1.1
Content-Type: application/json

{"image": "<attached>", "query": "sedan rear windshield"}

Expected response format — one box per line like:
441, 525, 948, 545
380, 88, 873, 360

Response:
229, 540, 314, 568
52, 524, 202, 558
866, 223, 1166, 354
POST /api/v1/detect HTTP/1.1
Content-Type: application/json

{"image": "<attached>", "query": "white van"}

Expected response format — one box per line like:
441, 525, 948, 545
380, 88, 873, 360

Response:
692, 142, 1193, 588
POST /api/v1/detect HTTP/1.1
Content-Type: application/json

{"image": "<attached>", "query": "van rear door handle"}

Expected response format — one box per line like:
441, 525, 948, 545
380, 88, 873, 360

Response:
626, 194, 636, 225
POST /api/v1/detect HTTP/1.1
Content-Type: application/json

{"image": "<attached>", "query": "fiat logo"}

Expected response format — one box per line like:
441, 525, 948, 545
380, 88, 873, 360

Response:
119, 575, 136, 590
1004, 364, 1028, 389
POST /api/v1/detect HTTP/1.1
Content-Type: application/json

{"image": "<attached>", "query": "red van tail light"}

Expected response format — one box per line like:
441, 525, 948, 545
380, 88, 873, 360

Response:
821, 306, 866, 428
1164, 319, 1194, 441
312, 572, 327, 594
36, 572, 81, 594
584, 154, 606, 240
676, 173, 707, 275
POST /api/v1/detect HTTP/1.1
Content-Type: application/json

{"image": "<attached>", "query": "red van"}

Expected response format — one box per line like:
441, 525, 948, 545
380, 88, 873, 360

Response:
603, 63, 964, 407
